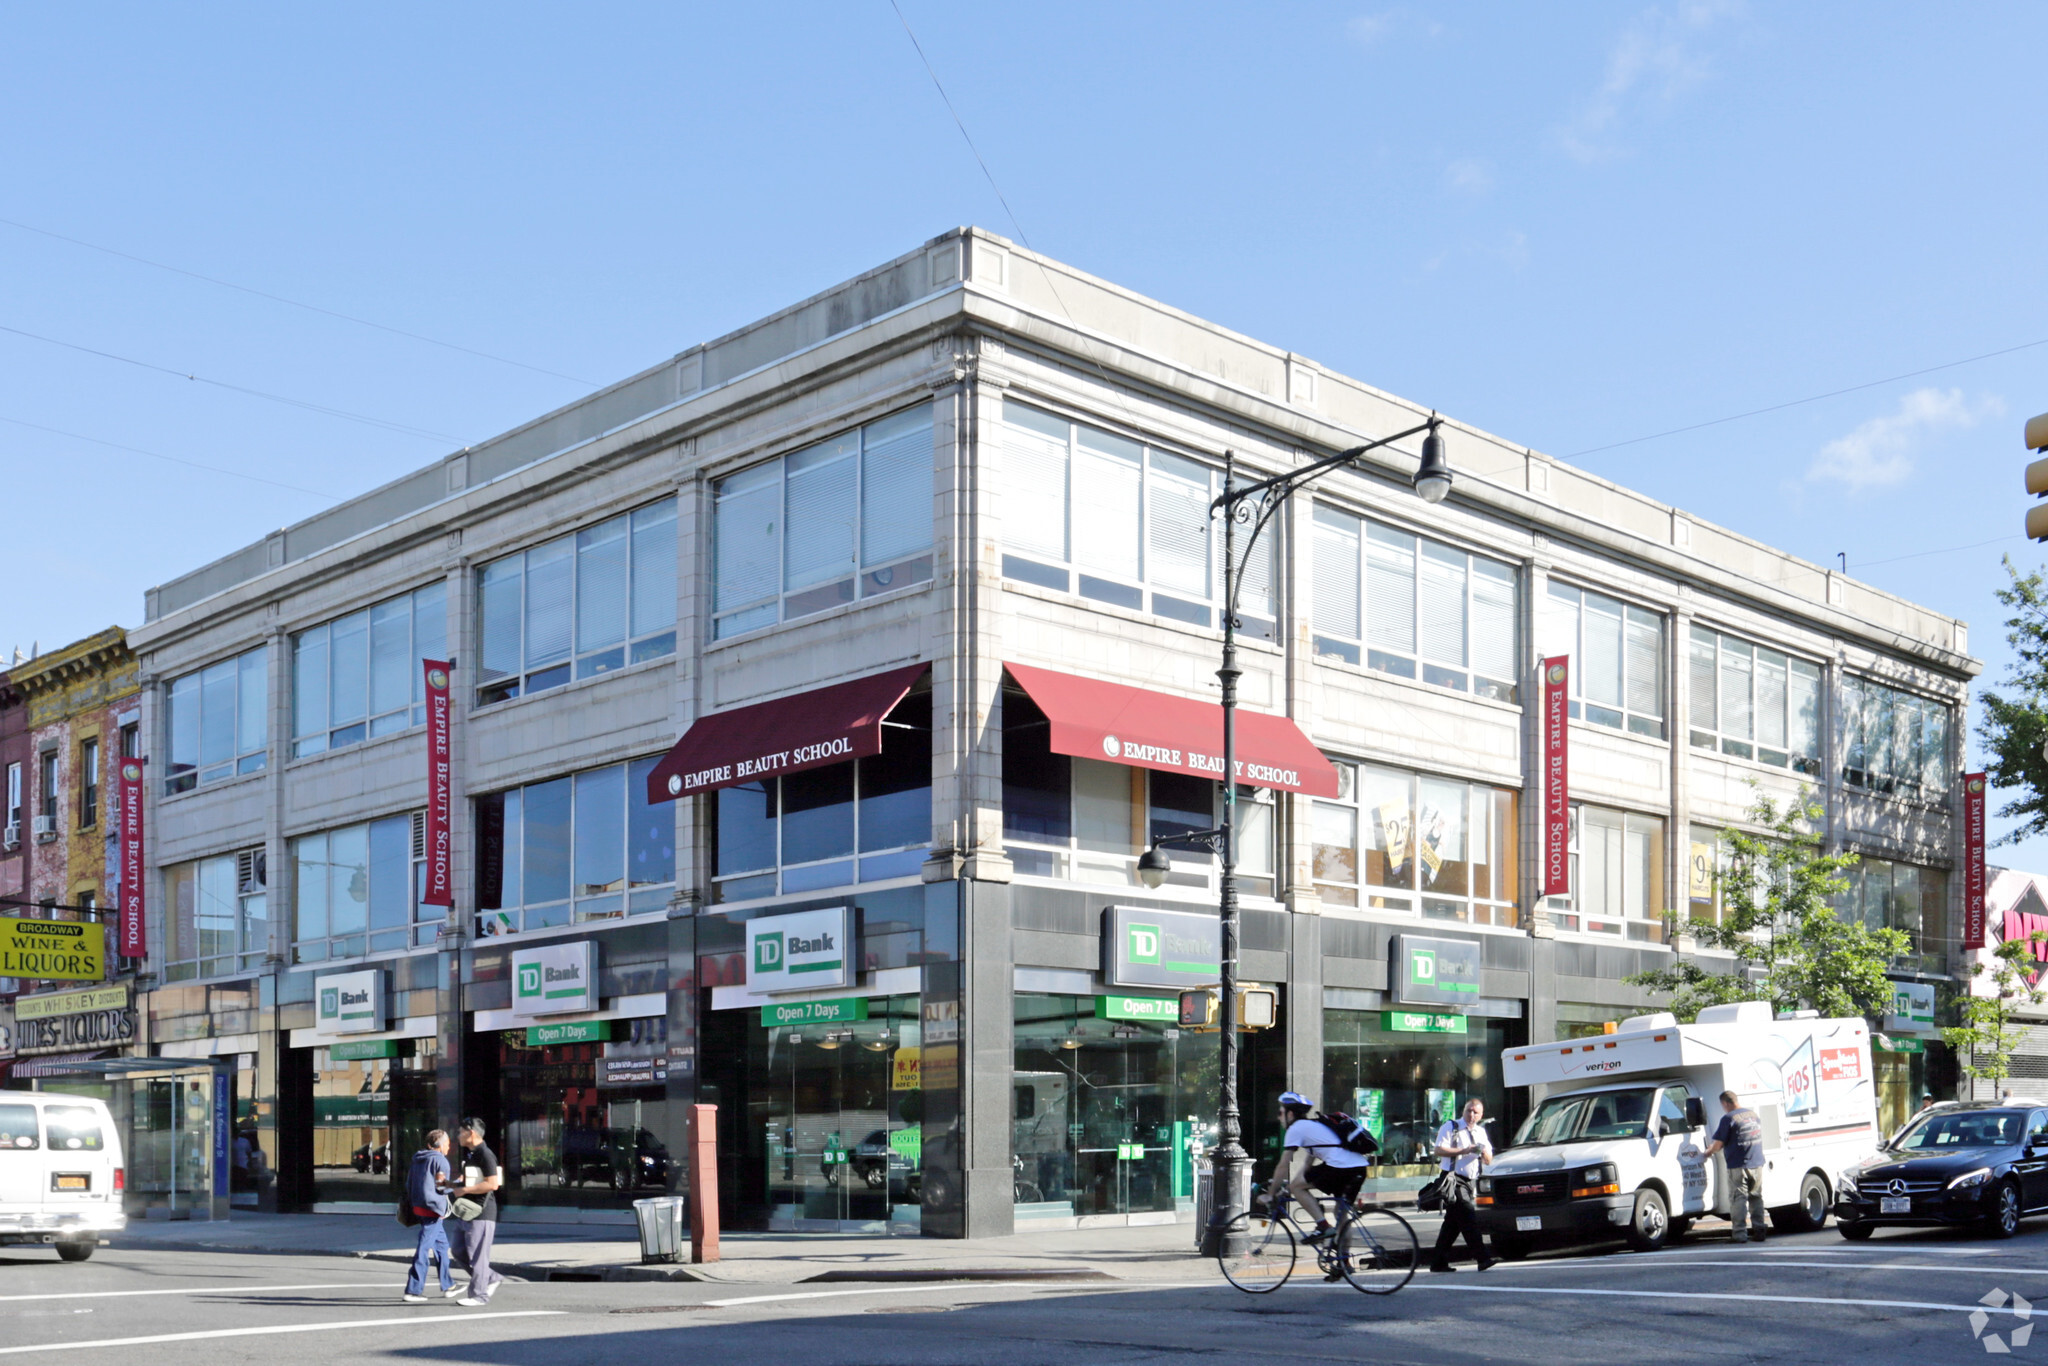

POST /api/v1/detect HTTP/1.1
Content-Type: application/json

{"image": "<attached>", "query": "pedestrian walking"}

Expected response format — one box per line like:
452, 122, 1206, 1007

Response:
1702, 1090, 1767, 1243
447, 1117, 504, 1306
403, 1131, 458, 1302
1428, 1098, 1496, 1274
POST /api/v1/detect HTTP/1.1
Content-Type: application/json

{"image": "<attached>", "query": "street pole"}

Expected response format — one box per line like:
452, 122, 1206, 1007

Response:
1201, 453, 1246, 1259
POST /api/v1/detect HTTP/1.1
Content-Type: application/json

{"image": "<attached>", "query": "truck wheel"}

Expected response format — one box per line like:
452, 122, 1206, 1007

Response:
55, 1240, 95, 1262
1771, 1174, 1832, 1234
1625, 1188, 1671, 1252
1838, 1220, 1873, 1241
1489, 1235, 1531, 1261
1985, 1180, 2023, 1239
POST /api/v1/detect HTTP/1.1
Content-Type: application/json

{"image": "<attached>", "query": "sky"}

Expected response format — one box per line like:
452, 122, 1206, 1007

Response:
4, 3, 2046, 856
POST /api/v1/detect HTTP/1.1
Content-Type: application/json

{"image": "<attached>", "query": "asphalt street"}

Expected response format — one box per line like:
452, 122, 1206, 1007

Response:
2, 1224, 2045, 1365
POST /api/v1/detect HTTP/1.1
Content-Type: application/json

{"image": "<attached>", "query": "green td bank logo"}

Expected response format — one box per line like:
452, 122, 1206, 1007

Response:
320, 988, 339, 1019
755, 932, 785, 974
1409, 948, 1436, 986
516, 962, 542, 997
1127, 923, 1161, 966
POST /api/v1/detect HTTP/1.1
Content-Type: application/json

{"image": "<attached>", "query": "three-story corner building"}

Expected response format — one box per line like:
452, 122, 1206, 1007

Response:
115, 228, 1976, 1234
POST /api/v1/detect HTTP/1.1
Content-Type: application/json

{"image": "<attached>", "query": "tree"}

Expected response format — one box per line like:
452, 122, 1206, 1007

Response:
1976, 558, 2048, 844
1626, 789, 1910, 1022
1942, 931, 2048, 1094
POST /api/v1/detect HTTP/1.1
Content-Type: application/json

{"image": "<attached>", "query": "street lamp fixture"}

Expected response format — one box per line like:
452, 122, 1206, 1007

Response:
1196, 414, 1450, 1259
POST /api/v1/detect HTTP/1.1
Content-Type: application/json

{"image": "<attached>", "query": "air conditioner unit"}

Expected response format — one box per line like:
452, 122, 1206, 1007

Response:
31, 815, 58, 841
1, 823, 17, 850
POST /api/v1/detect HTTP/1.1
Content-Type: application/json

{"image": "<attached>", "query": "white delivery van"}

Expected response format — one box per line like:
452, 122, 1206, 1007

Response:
1476, 1002, 1878, 1256
0, 1093, 125, 1261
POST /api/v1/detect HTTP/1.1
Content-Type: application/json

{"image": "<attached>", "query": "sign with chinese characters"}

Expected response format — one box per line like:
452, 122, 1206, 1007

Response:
511, 941, 598, 1018
746, 907, 852, 994
1542, 657, 1570, 897
315, 969, 385, 1036
891, 1046, 922, 1090
118, 758, 147, 957
0, 918, 106, 982
1102, 906, 1221, 989
1965, 772, 1987, 948
421, 660, 454, 908
1390, 933, 1482, 1007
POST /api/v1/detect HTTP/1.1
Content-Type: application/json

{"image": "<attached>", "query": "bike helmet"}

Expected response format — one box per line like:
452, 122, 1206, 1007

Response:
1278, 1091, 1314, 1110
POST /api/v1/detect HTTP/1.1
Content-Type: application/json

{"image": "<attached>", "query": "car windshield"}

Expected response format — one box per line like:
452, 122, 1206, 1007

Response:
1893, 1111, 2023, 1151
1516, 1088, 1656, 1145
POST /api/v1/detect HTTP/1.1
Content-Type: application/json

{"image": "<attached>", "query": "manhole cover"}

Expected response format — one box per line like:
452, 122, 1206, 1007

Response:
611, 1305, 710, 1315
865, 1305, 954, 1314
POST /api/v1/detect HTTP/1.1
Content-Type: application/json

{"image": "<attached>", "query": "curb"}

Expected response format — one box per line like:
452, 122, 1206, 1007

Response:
800, 1268, 1114, 1284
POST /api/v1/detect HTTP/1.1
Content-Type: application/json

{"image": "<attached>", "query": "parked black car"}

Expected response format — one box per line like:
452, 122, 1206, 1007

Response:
562, 1127, 670, 1190
1835, 1102, 2048, 1239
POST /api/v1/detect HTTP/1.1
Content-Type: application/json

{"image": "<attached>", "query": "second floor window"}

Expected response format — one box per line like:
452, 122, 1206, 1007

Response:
293, 581, 448, 756
1310, 760, 1517, 927
1544, 805, 1667, 942
292, 812, 430, 962
1312, 506, 1517, 700
5, 760, 19, 829
1539, 584, 1666, 739
475, 757, 676, 932
1688, 627, 1823, 775
38, 750, 57, 820
1838, 856, 1948, 974
478, 498, 678, 705
997, 399, 1278, 640
78, 738, 98, 827
713, 405, 935, 640
163, 848, 267, 982
1842, 676, 1952, 801
165, 645, 268, 794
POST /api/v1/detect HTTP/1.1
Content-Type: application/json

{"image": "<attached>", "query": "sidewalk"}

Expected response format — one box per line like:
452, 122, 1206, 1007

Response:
111, 1211, 1248, 1285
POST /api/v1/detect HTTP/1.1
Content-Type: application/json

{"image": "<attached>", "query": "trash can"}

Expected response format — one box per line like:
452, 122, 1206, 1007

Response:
1193, 1157, 1252, 1249
632, 1195, 688, 1263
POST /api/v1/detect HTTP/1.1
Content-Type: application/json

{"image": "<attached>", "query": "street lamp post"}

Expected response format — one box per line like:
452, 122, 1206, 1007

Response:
1138, 415, 1451, 1258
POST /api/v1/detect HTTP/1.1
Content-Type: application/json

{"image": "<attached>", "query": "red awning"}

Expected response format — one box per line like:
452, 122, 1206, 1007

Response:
1006, 661, 1339, 798
646, 662, 930, 803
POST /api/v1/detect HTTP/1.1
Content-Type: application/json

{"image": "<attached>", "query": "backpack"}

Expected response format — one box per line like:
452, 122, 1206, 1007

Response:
1312, 1110, 1380, 1157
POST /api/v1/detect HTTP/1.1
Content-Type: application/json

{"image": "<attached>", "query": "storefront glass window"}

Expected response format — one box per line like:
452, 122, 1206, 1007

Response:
1312, 760, 1517, 926
1322, 1009, 1515, 1200
475, 756, 675, 935
710, 691, 931, 903
492, 1017, 671, 1209
310, 1039, 439, 1208
1011, 995, 1220, 1222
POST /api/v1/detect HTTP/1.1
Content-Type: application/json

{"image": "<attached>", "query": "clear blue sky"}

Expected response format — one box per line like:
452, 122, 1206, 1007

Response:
6, 4, 2046, 857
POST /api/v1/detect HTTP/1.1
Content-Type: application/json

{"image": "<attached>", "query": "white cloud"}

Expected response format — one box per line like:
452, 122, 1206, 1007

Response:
1443, 158, 1493, 195
1558, 1, 1743, 163
1346, 9, 1441, 49
1807, 387, 2001, 491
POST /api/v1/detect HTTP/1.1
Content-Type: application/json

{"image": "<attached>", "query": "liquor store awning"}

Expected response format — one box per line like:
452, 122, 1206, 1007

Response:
646, 662, 930, 803
1005, 661, 1339, 798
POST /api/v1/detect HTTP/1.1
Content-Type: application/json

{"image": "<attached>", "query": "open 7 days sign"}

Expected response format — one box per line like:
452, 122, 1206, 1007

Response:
511, 941, 598, 1019
747, 908, 852, 994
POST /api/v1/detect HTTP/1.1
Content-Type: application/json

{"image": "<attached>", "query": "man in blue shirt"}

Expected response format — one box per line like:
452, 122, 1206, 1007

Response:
1702, 1091, 1767, 1244
403, 1130, 459, 1301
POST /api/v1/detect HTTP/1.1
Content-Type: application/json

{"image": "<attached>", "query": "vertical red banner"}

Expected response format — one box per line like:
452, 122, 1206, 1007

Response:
1542, 656, 1571, 898
422, 660, 454, 908
117, 758, 147, 958
1964, 771, 1987, 949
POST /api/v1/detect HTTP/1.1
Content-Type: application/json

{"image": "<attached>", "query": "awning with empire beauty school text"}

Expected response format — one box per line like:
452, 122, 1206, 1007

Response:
1005, 661, 1340, 798
645, 662, 930, 804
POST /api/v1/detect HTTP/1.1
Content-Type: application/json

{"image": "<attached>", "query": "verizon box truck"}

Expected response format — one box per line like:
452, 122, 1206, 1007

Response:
1476, 1002, 1879, 1256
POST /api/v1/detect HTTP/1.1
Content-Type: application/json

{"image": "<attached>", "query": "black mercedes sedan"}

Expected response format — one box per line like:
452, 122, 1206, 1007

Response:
1834, 1102, 2048, 1239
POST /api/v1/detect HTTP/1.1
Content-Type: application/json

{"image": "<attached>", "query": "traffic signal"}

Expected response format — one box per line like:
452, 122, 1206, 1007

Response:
2027, 412, 2048, 541
1176, 985, 1279, 1031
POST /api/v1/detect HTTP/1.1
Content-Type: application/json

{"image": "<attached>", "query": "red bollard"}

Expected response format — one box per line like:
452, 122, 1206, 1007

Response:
689, 1103, 719, 1263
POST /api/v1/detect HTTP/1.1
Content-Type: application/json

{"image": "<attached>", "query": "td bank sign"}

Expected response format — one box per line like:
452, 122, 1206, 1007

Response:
1103, 906, 1220, 990
314, 970, 386, 1036
511, 941, 599, 1018
746, 907, 852, 994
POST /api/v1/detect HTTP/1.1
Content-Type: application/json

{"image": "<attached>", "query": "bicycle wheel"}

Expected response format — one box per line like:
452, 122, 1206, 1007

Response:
1335, 1205, 1418, 1295
1218, 1211, 1296, 1293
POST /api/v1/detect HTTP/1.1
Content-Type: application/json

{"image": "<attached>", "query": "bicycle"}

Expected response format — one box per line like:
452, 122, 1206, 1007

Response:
1217, 1187, 1418, 1295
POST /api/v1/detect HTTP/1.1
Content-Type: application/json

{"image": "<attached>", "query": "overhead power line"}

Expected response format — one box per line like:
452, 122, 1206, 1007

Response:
0, 321, 461, 444
0, 215, 597, 388
0, 414, 337, 500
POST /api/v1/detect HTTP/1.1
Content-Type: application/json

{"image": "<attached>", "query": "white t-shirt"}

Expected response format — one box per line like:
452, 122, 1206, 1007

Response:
1434, 1119, 1493, 1178
1282, 1118, 1371, 1169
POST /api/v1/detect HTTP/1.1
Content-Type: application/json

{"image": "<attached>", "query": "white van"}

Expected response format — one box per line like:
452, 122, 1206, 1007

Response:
1476, 1002, 1879, 1257
0, 1093, 126, 1260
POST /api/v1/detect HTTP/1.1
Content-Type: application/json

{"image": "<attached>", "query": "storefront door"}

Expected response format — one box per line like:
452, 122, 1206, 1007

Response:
308, 1040, 437, 1207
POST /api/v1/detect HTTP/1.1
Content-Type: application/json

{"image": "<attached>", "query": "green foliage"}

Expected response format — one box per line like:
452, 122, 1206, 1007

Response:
1976, 558, 2048, 845
1626, 788, 1909, 1022
1941, 933, 2047, 1085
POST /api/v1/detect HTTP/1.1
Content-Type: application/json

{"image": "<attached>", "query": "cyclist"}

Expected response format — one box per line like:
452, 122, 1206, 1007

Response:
1263, 1091, 1370, 1245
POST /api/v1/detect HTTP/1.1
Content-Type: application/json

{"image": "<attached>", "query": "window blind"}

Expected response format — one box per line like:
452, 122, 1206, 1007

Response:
1719, 638, 1753, 740
1757, 649, 1789, 749
1418, 542, 1468, 666
524, 539, 574, 669
575, 517, 629, 653
1625, 608, 1662, 718
1689, 628, 1718, 730
783, 442, 857, 591
1312, 506, 1360, 638
479, 561, 523, 681
861, 408, 934, 569
1470, 558, 1515, 682
368, 599, 412, 719
1003, 421, 1069, 563
1789, 659, 1821, 758
1072, 430, 1142, 581
629, 502, 678, 638
1581, 594, 1624, 708
713, 472, 780, 613
1366, 524, 1417, 654
1146, 450, 1211, 598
